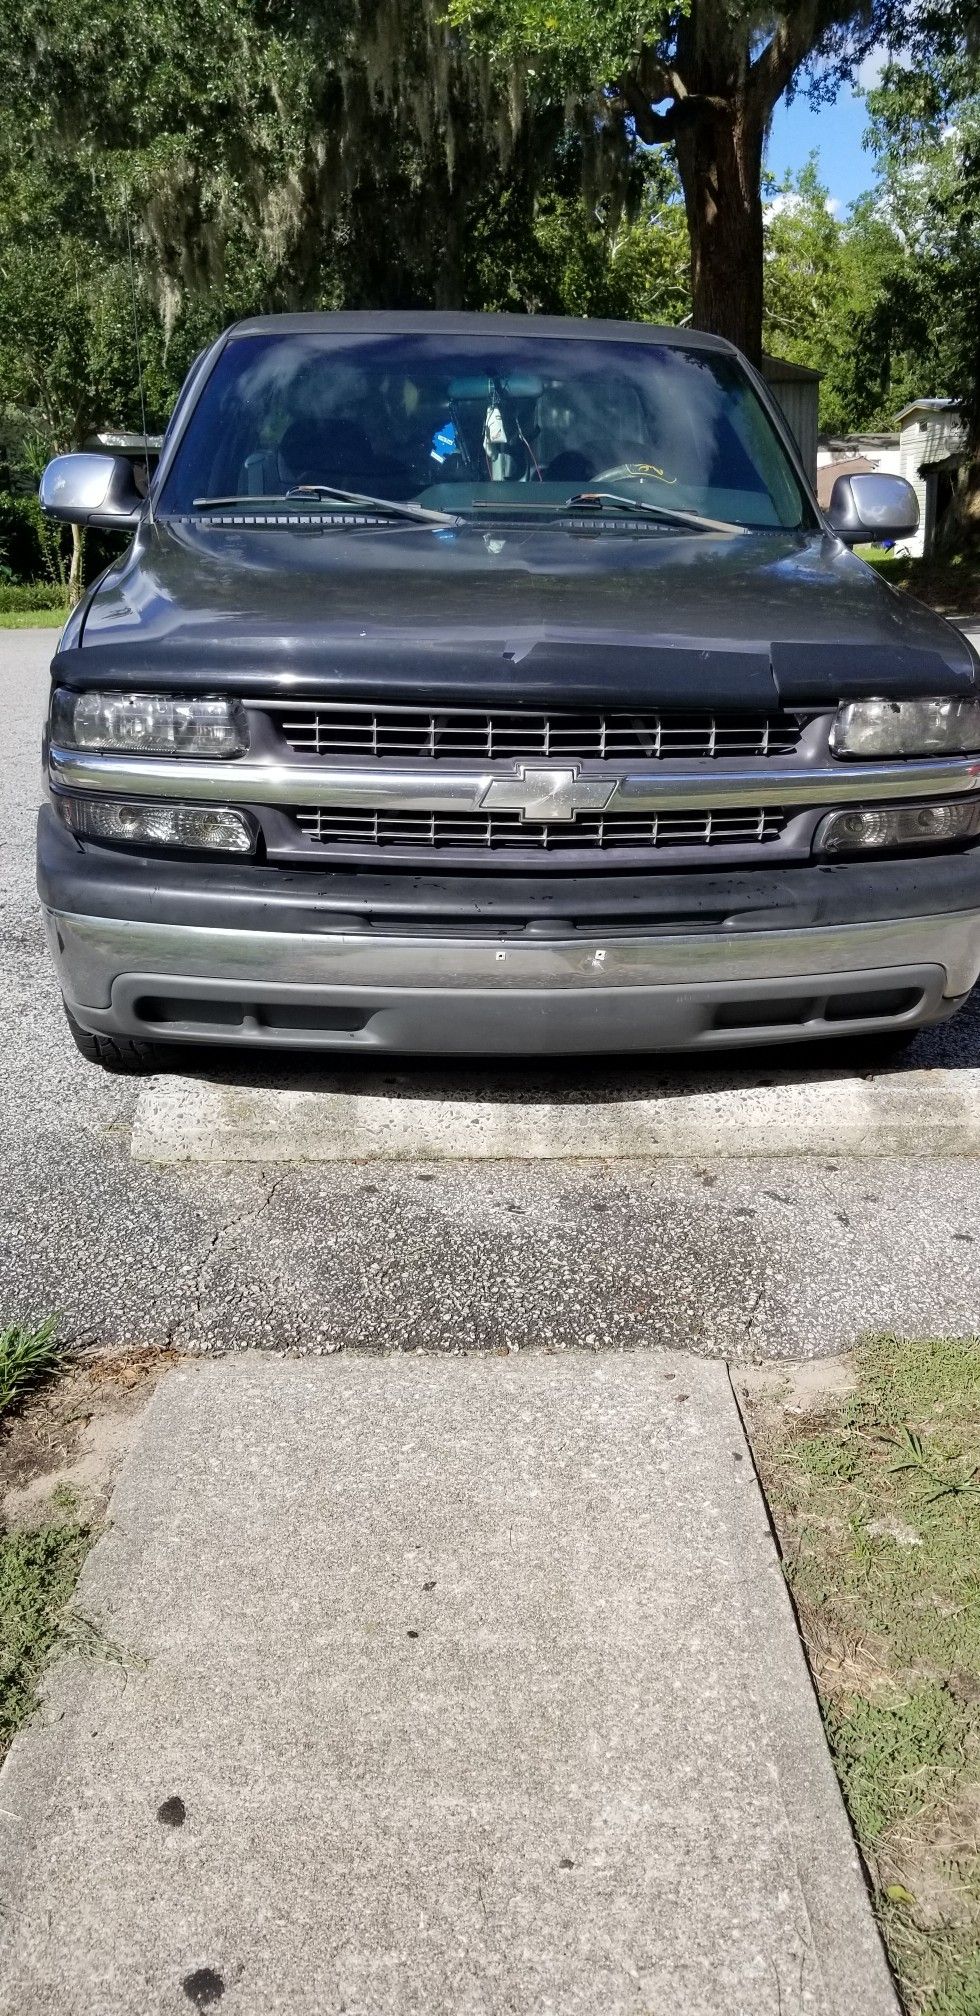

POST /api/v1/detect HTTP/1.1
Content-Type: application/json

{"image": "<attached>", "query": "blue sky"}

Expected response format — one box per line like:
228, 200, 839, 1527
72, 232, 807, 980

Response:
766, 57, 882, 213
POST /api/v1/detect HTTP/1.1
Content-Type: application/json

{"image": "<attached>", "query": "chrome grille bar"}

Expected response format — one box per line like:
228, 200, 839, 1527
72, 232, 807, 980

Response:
49, 748, 980, 813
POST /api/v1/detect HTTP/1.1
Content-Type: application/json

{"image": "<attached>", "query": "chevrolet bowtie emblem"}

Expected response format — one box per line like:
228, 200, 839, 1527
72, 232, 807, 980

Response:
479, 766, 616, 823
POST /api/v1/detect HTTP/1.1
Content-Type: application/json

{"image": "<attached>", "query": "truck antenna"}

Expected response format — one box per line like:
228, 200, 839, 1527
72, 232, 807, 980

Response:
125, 209, 155, 529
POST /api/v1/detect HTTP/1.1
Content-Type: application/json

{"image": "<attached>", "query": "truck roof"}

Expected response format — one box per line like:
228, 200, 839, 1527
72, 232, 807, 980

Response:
224, 310, 738, 355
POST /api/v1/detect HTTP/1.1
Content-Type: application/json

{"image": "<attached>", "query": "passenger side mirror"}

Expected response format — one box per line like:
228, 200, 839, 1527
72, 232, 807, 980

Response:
825, 471, 919, 546
39, 453, 144, 529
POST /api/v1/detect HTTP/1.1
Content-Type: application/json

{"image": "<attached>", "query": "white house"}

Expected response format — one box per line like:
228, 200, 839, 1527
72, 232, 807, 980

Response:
895, 399, 968, 556
816, 401, 967, 554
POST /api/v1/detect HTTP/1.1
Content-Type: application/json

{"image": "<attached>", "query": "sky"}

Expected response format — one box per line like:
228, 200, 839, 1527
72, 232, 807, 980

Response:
765, 52, 885, 214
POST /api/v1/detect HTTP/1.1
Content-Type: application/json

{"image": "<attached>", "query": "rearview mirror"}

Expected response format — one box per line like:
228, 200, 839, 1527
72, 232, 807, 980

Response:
39, 453, 143, 529
825, 471, 919, 546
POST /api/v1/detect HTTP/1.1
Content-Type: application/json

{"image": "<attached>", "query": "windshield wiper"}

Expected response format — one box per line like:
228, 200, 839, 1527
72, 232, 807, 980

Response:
192, 486, 459, 526
564, 491, 748, 536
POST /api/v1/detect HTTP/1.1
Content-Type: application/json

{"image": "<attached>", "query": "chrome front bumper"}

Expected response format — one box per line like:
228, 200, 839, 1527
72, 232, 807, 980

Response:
44, 907, 980, 1053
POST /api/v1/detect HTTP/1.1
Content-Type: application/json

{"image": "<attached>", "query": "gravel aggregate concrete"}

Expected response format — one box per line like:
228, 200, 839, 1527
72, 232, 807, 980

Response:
0, 1351, 899, 2016
134, 1058, 980, 1161
3, 629, 980, 1358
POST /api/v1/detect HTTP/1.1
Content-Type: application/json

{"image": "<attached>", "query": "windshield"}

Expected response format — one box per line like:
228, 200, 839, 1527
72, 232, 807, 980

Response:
158, 330, 811, 532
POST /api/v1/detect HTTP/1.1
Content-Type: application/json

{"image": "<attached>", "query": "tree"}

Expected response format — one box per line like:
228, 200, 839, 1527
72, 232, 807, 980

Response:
760, 161, 926, 436
0, 109, 262, 597
863, 19, 980, 540
5, 0, 926, 362
451, 0, 928, 360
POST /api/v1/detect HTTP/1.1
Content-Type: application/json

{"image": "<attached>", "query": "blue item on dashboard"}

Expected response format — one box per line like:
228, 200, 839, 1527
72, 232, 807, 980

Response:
431, 420, 459, 464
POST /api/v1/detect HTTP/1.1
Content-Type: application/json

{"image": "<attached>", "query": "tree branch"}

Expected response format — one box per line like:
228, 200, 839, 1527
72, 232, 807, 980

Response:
748, 0, 890, 121
614, 65, 731, 145
748, 9, 819, 119
614, 72, 682, 143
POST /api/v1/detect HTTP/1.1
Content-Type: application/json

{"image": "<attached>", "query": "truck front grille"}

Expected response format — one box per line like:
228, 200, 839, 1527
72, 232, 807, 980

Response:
273, 705, 804, 763
293, 806, 786, 853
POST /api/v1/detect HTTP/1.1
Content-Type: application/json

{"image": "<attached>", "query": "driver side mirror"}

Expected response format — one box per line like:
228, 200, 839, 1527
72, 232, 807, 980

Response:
825, 471, 919, 546
39, 453, 144, 529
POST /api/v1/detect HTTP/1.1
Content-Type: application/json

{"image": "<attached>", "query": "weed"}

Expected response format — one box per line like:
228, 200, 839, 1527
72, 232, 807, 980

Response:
0, 1518, 91, 1756
826, 1686, 969, 1843
0, 1318, 65, 1419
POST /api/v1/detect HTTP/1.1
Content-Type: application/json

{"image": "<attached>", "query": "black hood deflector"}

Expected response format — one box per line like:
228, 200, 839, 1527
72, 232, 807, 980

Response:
66, 518, 978, 710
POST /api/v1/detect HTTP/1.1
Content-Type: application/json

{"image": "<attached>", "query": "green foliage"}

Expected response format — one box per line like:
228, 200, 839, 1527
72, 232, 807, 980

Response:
753, 1332, 980, 2013
863, 27, 980, 538
925, 1953, 980, 2016
0, 1317, 64, 1417
0, 1518, 91, 1756
447, 0, 653, 85
826, 1685, 968, 1843
0, 583, 68, 613
761, 154, 968, 435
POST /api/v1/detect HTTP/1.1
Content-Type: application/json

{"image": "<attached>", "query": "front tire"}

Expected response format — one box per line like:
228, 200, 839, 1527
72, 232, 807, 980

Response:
63, 1004, 165, 1075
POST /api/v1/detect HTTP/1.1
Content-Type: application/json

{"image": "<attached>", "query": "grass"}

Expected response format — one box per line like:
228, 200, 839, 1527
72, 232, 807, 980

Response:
859, 549, 980, 617
0, 606, 67, 628
0, 1318, 65, 1418
750, 1336, 980, 2014
0, 1513, 92, 1758
0, 1319, 92, 1762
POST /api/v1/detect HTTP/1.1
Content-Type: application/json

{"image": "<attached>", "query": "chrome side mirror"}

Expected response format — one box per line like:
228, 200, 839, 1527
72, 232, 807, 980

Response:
825, 471, 919, 546
39, 453, 143, 529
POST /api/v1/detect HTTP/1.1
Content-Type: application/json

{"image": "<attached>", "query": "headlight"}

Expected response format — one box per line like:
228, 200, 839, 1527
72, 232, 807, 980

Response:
831, 696, 980, 758
815, 800, 980, 854
50, 688, 249, 758
54, 794, 256, 853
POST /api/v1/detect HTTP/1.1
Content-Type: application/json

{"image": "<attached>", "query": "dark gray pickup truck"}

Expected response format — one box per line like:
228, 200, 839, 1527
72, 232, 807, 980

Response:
37, 310, 980, 1067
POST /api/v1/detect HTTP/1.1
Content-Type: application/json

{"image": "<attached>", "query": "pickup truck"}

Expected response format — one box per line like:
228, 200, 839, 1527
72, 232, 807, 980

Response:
38, 310, 980, 1068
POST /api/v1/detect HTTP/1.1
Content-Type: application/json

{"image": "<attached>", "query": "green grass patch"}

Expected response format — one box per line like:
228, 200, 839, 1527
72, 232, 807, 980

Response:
0, 1515, 91, 1758
859, 549, 980, 616
0, 605, 67, 628
826, 1685, 969, 1845
750, 1335, 980, 2015
0, 1318, 65, 1418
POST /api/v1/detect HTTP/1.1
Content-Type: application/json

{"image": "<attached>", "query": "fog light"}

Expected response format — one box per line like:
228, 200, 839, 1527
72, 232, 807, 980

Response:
51, 688, 249, 757
815, 800, 980, 853
55, 794, 256, 853
831, 697, 980, 758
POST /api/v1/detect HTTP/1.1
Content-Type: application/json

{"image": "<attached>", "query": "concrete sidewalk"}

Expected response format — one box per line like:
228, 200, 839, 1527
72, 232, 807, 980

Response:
0, 1353, 898, 2016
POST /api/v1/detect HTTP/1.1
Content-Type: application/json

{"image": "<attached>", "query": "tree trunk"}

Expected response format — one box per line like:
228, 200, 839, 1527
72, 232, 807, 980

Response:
674, 107, 765, 364
68, 522, 85, 607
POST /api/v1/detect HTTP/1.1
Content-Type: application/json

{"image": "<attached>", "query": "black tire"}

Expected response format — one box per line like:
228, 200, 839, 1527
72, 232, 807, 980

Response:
63, 1003, 164, 1074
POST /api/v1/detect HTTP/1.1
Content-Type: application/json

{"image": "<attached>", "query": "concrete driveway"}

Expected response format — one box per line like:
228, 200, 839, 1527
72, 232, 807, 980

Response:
3, 627, 980, 1358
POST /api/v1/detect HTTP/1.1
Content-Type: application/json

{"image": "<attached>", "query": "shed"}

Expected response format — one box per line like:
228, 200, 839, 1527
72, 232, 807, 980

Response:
760, 354, 822, 485
896, 399, 967, 556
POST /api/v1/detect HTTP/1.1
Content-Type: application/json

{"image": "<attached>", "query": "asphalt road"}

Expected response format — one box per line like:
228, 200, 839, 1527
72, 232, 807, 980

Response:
3, 626, 980, 1359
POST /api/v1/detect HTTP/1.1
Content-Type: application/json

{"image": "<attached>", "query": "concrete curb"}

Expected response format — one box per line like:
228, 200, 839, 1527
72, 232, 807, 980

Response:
132, 1064, 980, 1162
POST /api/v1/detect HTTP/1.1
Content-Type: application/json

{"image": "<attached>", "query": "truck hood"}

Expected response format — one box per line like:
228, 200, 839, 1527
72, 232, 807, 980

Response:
68, 516, 978, 711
